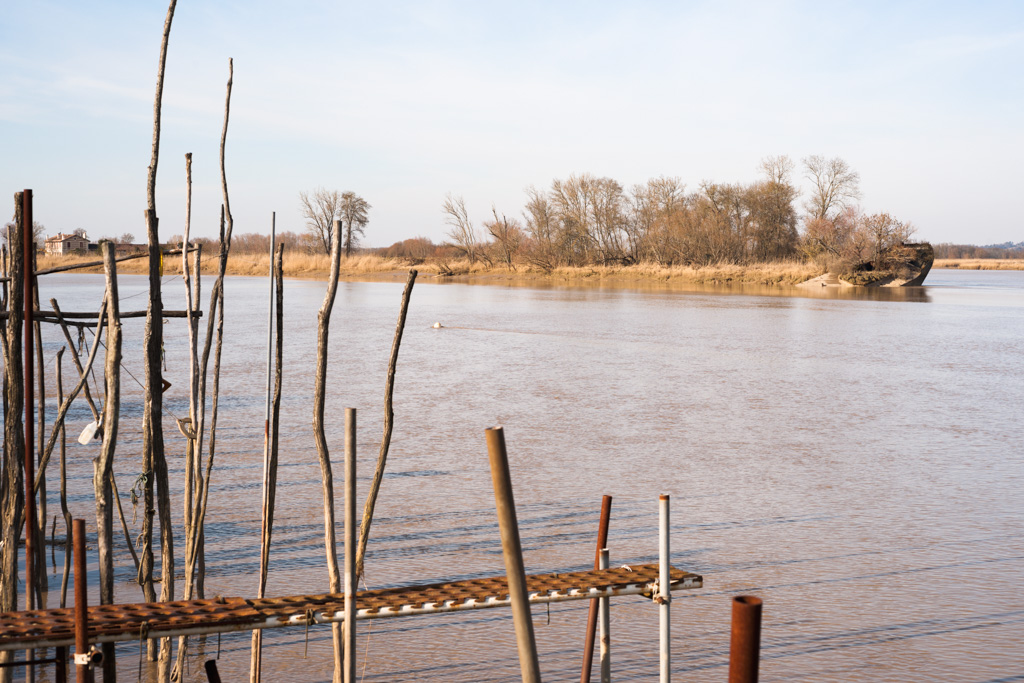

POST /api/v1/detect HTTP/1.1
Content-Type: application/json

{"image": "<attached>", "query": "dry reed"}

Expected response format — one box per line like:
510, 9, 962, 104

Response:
37, 253, 825, 286
934, 259, 1024, 270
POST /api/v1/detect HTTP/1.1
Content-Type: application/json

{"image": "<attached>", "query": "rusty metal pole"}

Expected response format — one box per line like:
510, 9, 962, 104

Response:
22, 189, 36, 607
659, 494, 671, 682
343, 408, 357, 683
204, 659, 222, 683
598, 548, 610, 683
73, 518, 93, 683
23, 189, 38, 683
485, 427, 541, 683
728, 596, 763, 683
580, 495, 612, 683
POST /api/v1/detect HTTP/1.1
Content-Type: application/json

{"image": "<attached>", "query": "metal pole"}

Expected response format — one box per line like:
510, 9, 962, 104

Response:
728, 596, 763, 683
73, 519, 92, 683
659, 494, 670, 683
262, 212, 275, 483
23, 189, 36, 604
598, 548, 610, 683
485, 427, 541, 683
204, 659, 223, 683
581, 494, 612, 683
343, 408, 357, 683
23, 189, 37, 683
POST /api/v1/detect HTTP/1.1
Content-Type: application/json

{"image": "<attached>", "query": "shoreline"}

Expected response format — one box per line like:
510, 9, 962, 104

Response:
35, 253, 827, 288
31, 254, 1021, 291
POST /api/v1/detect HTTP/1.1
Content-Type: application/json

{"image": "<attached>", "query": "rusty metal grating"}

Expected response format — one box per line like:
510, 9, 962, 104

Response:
0, 564, 701, 651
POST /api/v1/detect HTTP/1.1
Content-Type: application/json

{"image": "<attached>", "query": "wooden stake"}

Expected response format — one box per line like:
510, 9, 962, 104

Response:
356, 269, 417, 580
313, 220, 344, 683
95, 242, 121, 681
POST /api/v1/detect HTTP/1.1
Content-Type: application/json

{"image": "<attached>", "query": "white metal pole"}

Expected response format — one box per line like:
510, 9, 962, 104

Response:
659, 494, 671, 682
344, 408, 357, 683
599, 547, 611, 683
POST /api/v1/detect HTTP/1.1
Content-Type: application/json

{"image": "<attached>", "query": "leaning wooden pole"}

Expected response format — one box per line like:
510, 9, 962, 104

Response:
356, 269, 417, 581
0, 193, 26, 683
485, 427, 542, 683
313, 220, 344, 683
56, 348, 71, 608
95, 242, 121, 682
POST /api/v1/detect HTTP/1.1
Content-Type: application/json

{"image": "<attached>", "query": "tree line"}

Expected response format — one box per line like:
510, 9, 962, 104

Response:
428, 155, 922, 273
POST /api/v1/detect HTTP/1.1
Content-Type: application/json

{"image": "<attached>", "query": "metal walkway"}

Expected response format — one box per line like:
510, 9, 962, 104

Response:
0, 564, 701, 651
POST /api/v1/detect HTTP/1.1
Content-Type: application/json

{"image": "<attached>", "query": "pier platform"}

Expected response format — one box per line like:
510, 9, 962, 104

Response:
0, 564, 701, 651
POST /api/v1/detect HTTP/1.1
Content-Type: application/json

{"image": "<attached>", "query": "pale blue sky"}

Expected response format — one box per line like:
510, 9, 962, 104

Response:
1, 0, 1021, 246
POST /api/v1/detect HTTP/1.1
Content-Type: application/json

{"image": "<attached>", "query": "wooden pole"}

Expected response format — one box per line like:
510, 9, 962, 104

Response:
95, 242, 121, 681
356, 269, 417, 580
144, 1, 178, 672
485, 427, 541, 683
250, 217, 278, 683
0, 195, 25, 683
313, 220, 344, 683
56, 349, 72, 608
0, 193, 25, 683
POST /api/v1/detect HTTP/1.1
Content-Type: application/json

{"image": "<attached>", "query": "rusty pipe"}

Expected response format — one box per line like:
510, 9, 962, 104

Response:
73, 519, 93, 683
22, 189, 38, 683
23, 189, 37, 612
204, 659, 222, 683
728, 596, 763, 683
485, 426, 541, 683
580, 495, 612, 683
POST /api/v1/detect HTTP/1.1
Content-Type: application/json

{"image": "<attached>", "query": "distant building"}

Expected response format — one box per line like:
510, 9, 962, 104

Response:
44, 233, 90, 255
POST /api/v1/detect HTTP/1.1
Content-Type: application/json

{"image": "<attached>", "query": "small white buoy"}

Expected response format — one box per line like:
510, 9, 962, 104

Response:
432, 322, 443, 329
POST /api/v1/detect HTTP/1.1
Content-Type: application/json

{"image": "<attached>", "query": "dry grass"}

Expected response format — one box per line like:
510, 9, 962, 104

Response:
531, 260, 824, 286
934, 259, 1024, 271
34, 253, 825, 287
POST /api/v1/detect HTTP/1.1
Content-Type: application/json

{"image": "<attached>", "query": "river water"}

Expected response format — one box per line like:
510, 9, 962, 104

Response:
11, 268, 1024, 681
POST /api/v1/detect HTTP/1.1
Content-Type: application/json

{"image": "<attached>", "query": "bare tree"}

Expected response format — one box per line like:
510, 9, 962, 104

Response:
443, 194, 480, 262
339, 192, 370, 257
117, 232, 135, 244
803, 155, 861, 221
861, 212, 915, 263
522, 186, 559, 270
299, 188, 342, 255
760, 154, 795, 185
484, 207, 523, 271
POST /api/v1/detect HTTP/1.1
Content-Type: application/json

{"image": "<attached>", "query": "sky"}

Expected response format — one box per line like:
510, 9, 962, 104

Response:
1, 0, 1022, 247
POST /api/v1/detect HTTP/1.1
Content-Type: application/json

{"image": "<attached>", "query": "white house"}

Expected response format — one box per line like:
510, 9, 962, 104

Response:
45, 233, 90, 255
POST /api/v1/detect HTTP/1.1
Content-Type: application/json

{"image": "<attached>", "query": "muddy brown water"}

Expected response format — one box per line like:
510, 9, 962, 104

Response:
7, 268, 1024, 681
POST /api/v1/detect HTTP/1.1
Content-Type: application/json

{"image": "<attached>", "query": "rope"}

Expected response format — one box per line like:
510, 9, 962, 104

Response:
137, 620, 150, 683
303, 609, 315, 658
129, 471, 149, 526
